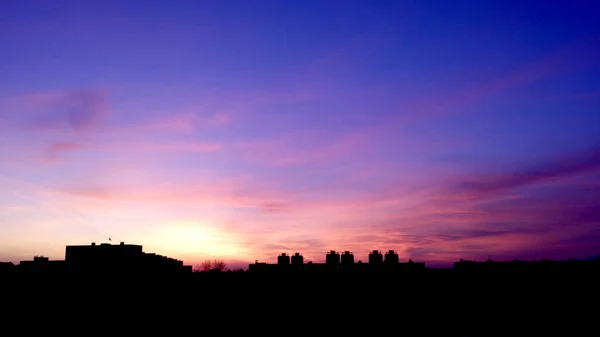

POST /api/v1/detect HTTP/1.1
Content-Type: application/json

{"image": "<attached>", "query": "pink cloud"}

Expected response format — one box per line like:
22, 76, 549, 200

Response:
134, 108, 232, 134
377, 147, 600, 262
48, 142, 84, 153
451, 144, 600, 198
232, 144, 600, 265
14, 143, 600, 267
206, 111, 231, 127
2, 43, 597, 267
45, 139, 222, 155
124, 140, 222, 153
234, 127, 380, 167
141, 111, 199, 132
24, 87, 108, 132
46, 167, 425, 224
42, 142, 86, 164
51, 179, 290, 210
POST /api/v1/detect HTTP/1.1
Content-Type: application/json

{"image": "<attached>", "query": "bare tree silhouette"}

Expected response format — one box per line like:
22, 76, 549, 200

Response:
211, 259, 227, 272
193, 259, 227, 272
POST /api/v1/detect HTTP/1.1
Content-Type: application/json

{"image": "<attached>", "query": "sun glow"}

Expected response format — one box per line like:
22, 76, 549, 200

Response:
142, 220, 249, 259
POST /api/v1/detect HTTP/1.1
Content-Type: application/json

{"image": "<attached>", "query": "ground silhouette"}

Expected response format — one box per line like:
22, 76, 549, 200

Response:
2, 242, 596, 335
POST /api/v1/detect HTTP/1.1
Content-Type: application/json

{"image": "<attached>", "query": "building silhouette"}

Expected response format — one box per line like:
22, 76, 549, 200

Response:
325, 250, 340, 266
384, 250, 399, 264
0, 262, 15, 274
248, 261, 271, 272
249, 249, 428, 272
291, 253, 303, 266
368, 250, 383, 264
3, 242, 600, 275
19, 255, 65, 274
65, 242, 191, 274
1, 242, 192, 275
245, 254, 600, 273
341, 251, 354, 265
277, 253, 290, 265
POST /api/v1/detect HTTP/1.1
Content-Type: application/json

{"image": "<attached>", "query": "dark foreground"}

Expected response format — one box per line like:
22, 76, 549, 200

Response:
3, 269, 596, 335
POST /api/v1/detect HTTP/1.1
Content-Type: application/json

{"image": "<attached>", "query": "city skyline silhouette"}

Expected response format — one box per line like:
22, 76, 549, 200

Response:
4, 240, 593, 337
1, 1, 599, 271
2, 241, 600, 274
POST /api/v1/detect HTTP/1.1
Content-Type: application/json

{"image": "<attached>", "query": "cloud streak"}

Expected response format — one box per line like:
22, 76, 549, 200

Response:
453, 144, 600, 197
24, 88, 108, 132
1, 3, 599, 267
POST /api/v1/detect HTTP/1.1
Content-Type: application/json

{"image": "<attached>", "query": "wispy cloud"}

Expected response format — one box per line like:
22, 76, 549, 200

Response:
382, 38, 600, 129
232, 144, 600, 265
43, 142, 86, 163
47, 142, 84, 154
1, 17, 598, 267
23, 88, 108, 132
452, 144, 600, 198
373, 145, 600, 263
141, 111, 199, 132
105, 140, 222, 153
234, 127, 380, 167
37, 138, 599, 263
139, 108, 232, 133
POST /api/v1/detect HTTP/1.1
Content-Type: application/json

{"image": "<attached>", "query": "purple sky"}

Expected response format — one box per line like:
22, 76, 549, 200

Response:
1, 1, 599, 268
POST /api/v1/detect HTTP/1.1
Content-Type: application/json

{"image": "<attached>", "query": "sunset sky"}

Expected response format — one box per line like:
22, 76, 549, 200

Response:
1, 1, 599, 268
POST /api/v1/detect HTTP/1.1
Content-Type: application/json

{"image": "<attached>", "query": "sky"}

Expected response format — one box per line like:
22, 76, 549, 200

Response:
0, 0, 599, 269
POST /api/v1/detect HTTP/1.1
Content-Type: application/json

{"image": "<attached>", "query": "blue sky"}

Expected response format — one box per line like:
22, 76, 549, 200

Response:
0, 0, 599, 267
